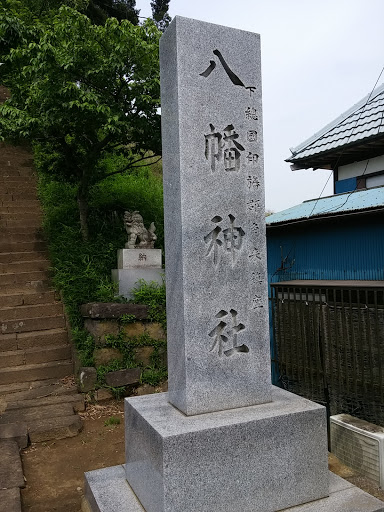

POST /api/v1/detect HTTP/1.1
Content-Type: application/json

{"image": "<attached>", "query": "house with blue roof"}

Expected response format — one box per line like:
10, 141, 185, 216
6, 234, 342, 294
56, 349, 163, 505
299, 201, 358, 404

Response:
266, 84, 384, 427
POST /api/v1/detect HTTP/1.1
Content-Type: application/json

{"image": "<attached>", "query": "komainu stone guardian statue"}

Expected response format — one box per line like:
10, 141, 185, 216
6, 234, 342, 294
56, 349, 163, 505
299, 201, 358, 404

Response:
124, 211, 157, 249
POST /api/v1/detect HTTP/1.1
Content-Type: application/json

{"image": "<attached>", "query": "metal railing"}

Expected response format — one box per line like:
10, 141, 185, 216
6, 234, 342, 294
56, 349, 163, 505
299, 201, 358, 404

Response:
271, 282, 384, 425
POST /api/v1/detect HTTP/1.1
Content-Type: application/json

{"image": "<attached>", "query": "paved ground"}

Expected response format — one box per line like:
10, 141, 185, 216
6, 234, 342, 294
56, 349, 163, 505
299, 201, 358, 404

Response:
20, 398, 384, 512
21, 400, 125, 512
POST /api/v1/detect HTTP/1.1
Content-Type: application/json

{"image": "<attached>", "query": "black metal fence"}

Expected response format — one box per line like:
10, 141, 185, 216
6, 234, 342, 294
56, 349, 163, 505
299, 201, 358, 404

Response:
271, 282, 384, 425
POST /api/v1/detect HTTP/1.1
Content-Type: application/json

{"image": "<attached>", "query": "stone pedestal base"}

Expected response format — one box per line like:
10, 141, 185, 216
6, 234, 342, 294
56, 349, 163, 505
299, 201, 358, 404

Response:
83, 388, 380, 512
123, 388, 328, 512
111, 268, 164, 299
84, 466, 384, 512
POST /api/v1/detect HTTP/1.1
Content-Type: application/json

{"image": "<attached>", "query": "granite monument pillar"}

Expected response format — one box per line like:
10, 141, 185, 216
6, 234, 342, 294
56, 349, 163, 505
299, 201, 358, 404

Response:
161, 17, 271, 417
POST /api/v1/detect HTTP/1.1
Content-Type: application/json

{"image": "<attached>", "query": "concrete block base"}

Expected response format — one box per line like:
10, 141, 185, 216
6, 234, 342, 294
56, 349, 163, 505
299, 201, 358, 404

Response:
111, 268, 164, 299
84, 466, 384, 512
123, 388, 329, 512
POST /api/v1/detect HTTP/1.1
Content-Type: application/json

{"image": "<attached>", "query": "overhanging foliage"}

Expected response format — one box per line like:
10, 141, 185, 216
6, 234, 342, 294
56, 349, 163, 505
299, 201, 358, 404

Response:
0, 5, 162, 238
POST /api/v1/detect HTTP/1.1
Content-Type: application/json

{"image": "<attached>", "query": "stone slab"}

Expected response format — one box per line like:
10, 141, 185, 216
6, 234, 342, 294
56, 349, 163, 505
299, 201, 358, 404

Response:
84, 466, 384, 512
160, 16, 271, 416
79, 367, 97, 392
81, 303, 149, 320
124, 388, 329, 512
0, 440, 24, 489
117, 249, 162, 269
105, 368, 141, 387
0, 422, 28, 449
85, 465, 144, 512
0, 487, 22, 512
111, 269, 164, 300
28, 414, 83, 442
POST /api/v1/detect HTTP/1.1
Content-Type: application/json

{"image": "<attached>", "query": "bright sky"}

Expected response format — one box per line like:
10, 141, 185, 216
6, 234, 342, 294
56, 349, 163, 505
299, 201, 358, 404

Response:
136, 0, 384, 213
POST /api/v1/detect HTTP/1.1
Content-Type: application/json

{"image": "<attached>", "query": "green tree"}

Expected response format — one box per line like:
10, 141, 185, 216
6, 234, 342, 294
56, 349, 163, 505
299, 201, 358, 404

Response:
85, 0, 139, 25
0, 6, 162, 240
1, 0, 138, 24
1, 0, 168, 26
150, 0, 170, 31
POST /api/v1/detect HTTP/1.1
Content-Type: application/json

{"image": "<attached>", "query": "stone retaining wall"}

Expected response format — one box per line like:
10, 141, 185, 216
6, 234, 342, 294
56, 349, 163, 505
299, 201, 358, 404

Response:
79, 303, 167, 395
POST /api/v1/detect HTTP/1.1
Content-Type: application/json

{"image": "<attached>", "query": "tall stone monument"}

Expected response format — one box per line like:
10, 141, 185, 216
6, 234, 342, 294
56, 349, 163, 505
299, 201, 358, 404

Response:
84, 16, 384, 512
162, 18, 271, 416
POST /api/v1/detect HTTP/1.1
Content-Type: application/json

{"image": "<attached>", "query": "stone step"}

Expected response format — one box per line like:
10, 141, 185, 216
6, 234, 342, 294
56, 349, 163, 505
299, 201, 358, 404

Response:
0, 344, 71, 368
5, 393, 85, 413
0, 195, 38, 203
0, 185, 37, 195
0, 360, 73, 385
0, 206, 41, 215
1, 329, 69, 354
16, 328, 69, 350
28, 414, 83, 443
0, 218, 42, 229
0, 281, 51, 295
0, 241, 46, 253
0, 279, 51, 294
0, 152, 34, 167
0, 209, 41, 218
0, 402, 75, 424
0, 167, 35, 177
0, 381, 78, 404
0, 377, 65, 396
0, 173, 36, 181
0, 191, 37, 200
0, 175, 36, 183
0, 439, 25, 488
0, 315, 65, 335
0, 488, 22, 512
0, 270, 50, 286
0, 333, 17, 351
0, 251, 48, 264
0, 423, 28, 449
0, 290, 56, 308
0, 303, 63, 322
0, 199, 40, 208
0, 232, 44, 242
0, 259, 51, 274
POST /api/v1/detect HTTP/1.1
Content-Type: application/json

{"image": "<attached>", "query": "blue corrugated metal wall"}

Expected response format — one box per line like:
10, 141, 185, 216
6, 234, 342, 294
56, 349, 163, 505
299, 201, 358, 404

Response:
267, 214, 384, 284
266, 212, 384, 384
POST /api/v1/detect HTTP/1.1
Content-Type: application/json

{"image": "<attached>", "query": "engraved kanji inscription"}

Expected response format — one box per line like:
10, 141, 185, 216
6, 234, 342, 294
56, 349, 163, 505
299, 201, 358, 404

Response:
204, 215, 245, 265
208, 309, 249, 357
247, 175, 260, 189
246, 199, 261, 211
246, 152, 259, 164
245, 107, 258, 120
251, 271, 263, 285
247, 130, 258, 142
138, 253, 147, 261
249, 247, 262, 261
252, 295, 264, 309
251, 222, 260, 235
205, 124, 245, 172
200, 49, 256, 96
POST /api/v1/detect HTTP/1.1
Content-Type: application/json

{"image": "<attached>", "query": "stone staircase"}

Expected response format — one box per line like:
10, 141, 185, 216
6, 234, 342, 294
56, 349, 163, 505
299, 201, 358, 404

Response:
0, 140, 84, 510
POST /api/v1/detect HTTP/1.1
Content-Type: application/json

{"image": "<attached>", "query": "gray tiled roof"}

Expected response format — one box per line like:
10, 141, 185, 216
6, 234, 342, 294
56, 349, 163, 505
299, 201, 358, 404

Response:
287, 82, 384, 163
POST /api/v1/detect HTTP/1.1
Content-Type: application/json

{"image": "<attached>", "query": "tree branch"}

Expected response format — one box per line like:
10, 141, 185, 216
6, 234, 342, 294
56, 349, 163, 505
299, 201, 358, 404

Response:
99, 155, 162, 181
